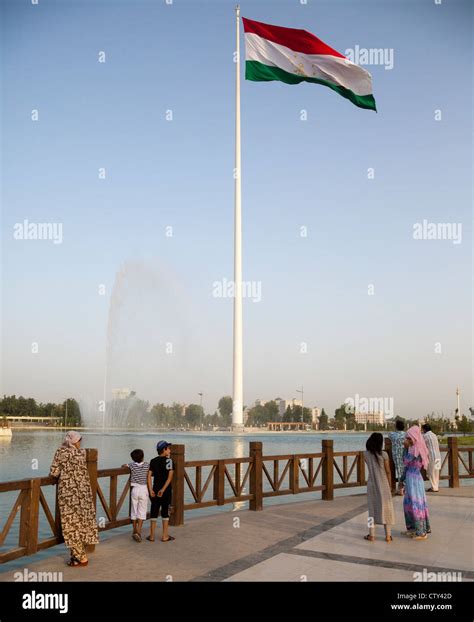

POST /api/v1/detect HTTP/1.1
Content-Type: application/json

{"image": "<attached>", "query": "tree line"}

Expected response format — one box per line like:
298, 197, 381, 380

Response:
1, 394, 472, 433
244, 399, 474, 433
0, 395, 82, 426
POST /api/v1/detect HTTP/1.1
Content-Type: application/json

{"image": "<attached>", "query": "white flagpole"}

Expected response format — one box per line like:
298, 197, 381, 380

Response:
232, 4, 244, 431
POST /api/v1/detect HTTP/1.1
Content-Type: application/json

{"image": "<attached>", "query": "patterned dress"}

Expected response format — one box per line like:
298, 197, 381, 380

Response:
50, 447, 99, 558
364, 450, 395, 525
400, 449, 431, 536
388, 431, 406, 480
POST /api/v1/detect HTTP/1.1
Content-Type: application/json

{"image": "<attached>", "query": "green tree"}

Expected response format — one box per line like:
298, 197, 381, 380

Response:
126, 399, 150, 427
293, 405, 303, 423
185, 404, 204, 428
40, 402, 58, 419
265, 400, 279, 421
246, 404, 270, 426
150, 403, 167, 426
423, 415, 445, 435
457, 415, 472, 434
170, 402, 184, 425
318, 408, 329, 430
282, 405, 293, 422
63, 398, 81, 426
344, 403, 356, 430
334, 404, 347, 430
218, 396, 233, 426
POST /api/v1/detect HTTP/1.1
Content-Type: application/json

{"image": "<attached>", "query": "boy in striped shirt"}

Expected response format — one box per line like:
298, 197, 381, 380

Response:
122, 449, 149, 542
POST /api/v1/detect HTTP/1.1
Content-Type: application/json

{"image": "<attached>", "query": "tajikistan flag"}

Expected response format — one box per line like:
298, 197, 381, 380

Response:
242, 17, 376, 111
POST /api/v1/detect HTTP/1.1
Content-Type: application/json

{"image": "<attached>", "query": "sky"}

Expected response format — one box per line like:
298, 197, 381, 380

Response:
1, 0, 472, 420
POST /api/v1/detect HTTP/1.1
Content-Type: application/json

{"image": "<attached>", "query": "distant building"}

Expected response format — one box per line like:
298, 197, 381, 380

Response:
277, 399, 301, 417
354, 411, 385, 426
111, 388, 132, 400
275, 398, 320, 423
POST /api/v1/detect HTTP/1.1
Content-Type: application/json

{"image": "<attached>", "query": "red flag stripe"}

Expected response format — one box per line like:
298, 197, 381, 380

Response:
242, 17, 346, 59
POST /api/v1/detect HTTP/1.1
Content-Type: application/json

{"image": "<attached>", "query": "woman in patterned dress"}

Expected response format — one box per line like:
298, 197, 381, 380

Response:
50, 431, 99, 566
399, 426, 431, 541
363, 432, 395, 542
388, 419, 406, 495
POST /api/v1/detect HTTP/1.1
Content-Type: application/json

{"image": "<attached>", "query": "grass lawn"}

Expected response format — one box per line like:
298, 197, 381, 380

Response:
439, 435, 474, 446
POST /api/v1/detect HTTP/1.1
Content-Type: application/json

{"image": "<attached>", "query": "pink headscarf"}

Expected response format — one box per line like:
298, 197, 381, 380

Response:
62, 430, 82, 448
406, 425, 429, 469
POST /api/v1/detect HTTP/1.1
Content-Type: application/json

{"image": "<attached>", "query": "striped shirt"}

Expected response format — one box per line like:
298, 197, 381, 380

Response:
423, 431, 441, 463
127, 461, 150, 486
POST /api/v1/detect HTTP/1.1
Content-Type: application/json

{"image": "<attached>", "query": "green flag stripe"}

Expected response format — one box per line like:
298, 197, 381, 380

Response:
245, 60, 377, 112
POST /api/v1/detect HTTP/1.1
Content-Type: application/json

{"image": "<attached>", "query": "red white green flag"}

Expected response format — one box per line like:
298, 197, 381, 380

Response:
242, 17, 376, 111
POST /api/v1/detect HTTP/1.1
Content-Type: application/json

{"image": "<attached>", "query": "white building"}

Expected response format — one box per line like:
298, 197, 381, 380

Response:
111, 388, 132, 400
354, 411, 385, 426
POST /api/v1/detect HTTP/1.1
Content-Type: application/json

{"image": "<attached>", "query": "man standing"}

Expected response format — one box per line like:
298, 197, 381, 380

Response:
422, 424, 441, 492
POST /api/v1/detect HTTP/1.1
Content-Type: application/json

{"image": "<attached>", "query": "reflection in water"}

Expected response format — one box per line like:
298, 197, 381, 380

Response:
230, 435, 247, 512
1, 430, 375, 482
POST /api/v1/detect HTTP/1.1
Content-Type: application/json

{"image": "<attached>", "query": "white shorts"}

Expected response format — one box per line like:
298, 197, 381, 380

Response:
130, 484, 148, 520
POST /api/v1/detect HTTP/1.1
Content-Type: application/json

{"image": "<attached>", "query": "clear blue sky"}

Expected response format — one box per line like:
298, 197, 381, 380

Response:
1, 0, 472, 419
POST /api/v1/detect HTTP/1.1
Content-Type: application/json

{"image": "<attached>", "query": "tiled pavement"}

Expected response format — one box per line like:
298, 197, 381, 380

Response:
0, 487, 472, 582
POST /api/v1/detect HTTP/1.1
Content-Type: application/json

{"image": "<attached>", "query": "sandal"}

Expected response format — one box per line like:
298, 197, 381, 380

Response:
132, 533, 142, 542
412, 533, 428, 540
363, 534, 375, 541
400, 530, 415, 536
67, 557, 88, 567
161, 536, 175, 542
385, 536, 393, 542
146, 536, 155, 542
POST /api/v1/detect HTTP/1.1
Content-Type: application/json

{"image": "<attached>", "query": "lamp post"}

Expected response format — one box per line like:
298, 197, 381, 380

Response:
296, 386, 304, 424
198, 392, 203, 431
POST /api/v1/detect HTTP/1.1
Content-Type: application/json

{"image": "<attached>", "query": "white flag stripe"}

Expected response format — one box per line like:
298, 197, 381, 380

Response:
245, 32, 373, 96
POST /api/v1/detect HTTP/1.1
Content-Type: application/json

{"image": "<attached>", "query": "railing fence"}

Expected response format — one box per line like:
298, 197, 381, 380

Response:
1, 437, 472, 563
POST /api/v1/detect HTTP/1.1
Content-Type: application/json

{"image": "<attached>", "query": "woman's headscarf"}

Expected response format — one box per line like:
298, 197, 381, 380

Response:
406, 425, 429, 469
62, 430, 82, 448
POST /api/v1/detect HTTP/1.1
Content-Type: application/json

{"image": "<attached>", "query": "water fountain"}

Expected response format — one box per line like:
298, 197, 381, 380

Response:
80, 259, 190, 429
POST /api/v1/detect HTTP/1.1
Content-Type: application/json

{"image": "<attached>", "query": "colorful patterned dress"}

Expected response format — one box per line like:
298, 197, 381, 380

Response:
400, 449, 431, 536
388, 431, 405, 480
50, 447, 99, 559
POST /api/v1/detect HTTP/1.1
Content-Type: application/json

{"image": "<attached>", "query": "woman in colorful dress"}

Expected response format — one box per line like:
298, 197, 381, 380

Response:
50, 431, 99, 566
388, 419, 406, 495
399, 425, 431, 540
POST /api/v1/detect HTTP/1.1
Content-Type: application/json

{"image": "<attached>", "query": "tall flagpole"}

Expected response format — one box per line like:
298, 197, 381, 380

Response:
232, 4, 244, 431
